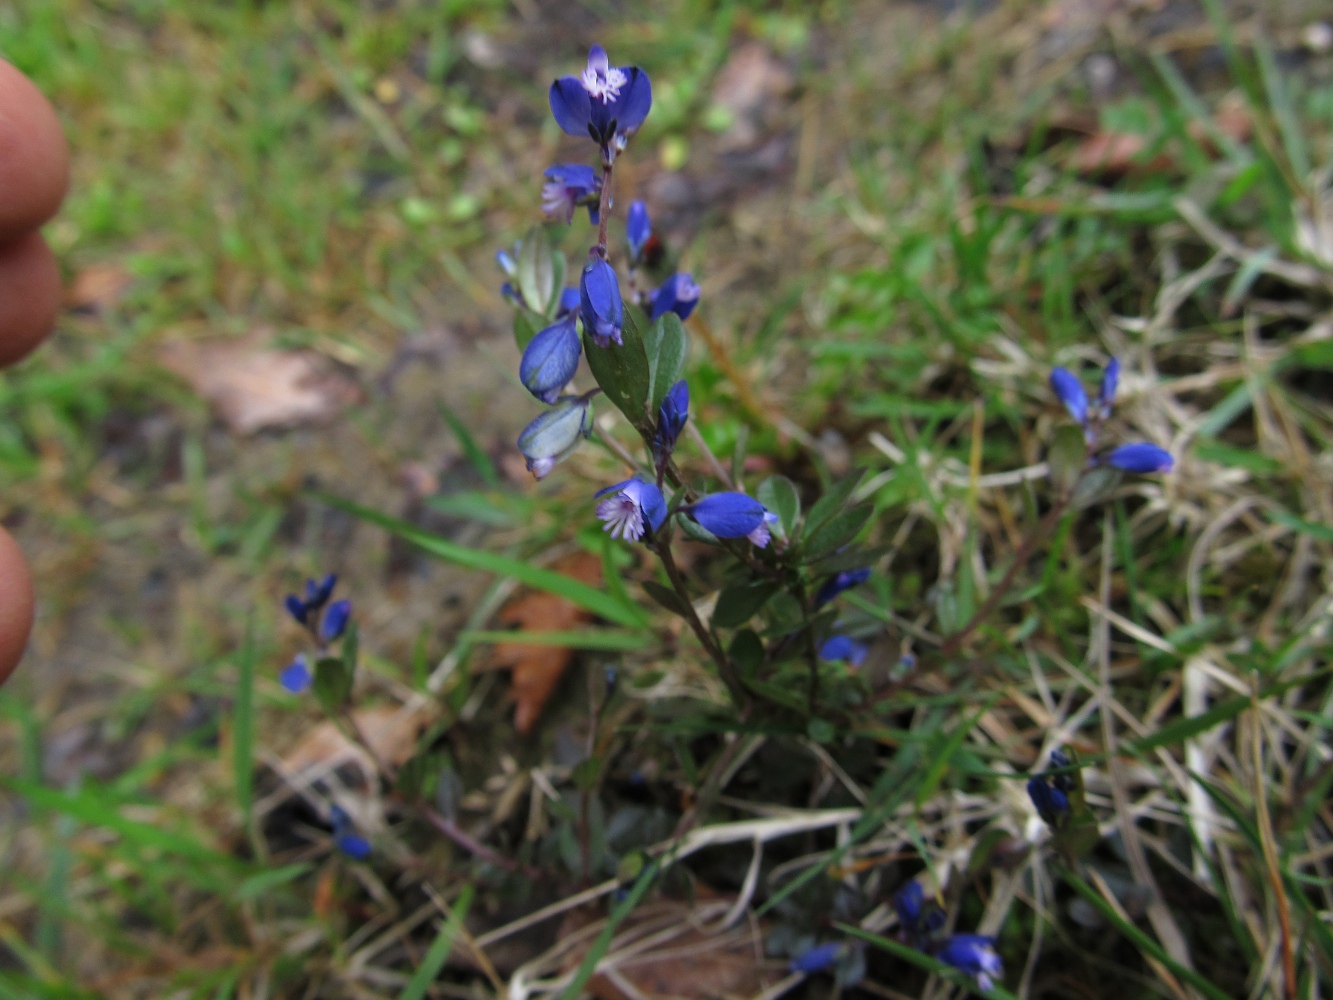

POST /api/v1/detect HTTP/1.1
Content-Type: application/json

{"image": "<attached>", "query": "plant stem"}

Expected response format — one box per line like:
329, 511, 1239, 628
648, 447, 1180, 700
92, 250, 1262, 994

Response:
595, 153, 614, 257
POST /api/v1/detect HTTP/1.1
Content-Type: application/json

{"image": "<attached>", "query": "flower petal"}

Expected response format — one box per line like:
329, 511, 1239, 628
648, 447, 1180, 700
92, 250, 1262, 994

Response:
686, 493, 767, 538
1049, 367, 1088, 425
520, 317, 581, 403
611, 67, 652, 135
1106, 442, 1173, 473
549, 77, 592, 137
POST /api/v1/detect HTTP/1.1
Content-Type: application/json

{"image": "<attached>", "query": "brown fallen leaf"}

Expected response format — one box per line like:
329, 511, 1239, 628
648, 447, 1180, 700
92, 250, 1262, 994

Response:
559, 897, 781, 1000
66, 263, 133, 312
158, 334, 362, 434
1067, 131, 1176, 178
486, 551, 602, 734
278, 705, 428, 778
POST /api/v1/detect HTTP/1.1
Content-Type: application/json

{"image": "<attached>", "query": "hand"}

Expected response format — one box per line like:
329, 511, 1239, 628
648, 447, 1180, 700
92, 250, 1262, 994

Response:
0, 58, 70, 684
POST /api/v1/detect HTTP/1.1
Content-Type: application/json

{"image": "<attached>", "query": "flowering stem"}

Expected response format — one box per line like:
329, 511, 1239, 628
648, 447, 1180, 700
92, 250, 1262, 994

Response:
595, 152, 614, 257
649, 536, 747, 708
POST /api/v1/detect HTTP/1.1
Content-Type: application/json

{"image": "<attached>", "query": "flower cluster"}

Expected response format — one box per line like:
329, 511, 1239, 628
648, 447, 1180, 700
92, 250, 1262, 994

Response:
280, 574, 352, 693
893, 881, 1004, 991
1049, 360, 1173, 474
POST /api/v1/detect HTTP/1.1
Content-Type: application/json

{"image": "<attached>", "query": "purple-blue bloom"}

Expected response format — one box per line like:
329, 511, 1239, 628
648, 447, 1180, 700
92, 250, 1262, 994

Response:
319, 599, 352, 644
790, 942, 844, 974
653, 380, 689, 458
305, 573, 337, 609
556, 286, 581, 318
1098, 357, 1120, 413
1026, 776, 1071, 827
819, 635, 868, 666
684, 493, 768, 539
650, 273, 700, 321
595, 477, 667, 542
814, 568, 871, 607
541, 164, 601, 224
935, 935, 1003, 991
1050, 367, 1088, 425
496, 249, 516, 277
330, 804, 371, 860
747, 511, 780, 549
279, 653, 311, 694
580, 258, 624, 348
1105, 443, 1173, 474
517, 394, 595, 479
627, 200, 651, 262
284, 594, 309, 626
893, 881, 925, 928
520, 315, 582, 404
549, 46, 652, 148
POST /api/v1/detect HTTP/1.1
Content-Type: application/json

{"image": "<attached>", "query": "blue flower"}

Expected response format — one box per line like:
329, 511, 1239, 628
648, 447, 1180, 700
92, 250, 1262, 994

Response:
1026, 776, 1071, 827
819, 635, 867, 666
542, 163, 602, 224
1047, 748, 1075, 792
814, 568, 871, 607
520, 315, 582, 404
549, 47, 652, 149
595, 477, 667, 542
1050, 367, 1088, 425
330, 804, 371, 860
650, 273, 700, 321
279, 653, 311, 694
893, 881, 925, 929
627, 200, 651, 262
319, 599, 352, 644
684, 493, 768, 539
653, 380, 689, 459
747, 511, 780, 549
1098, 357, 1120, 413
790, 941, 844, 974
284, 594, 309, 626
517, 394, 595, 479
1105, 443, 1173, 474
935, 935, 1003, 991
580, 258, 624, 348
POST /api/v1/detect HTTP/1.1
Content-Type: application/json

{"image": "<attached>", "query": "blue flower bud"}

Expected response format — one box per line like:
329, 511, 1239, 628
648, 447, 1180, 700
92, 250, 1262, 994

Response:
580, 258, 624, 347
1050, 367, 1088, 425
814, 567, 871, 607
790, 942, 843, 974
549, 46, 652, 147
595, 477, 668, 542
305, 573, 337, 610
500, 282, 524, 308
541, 164, 601, 224
819, 635, 868, 666
496, 249, 517, 277
893, 881, 925, 929
279, 653, 311, 694
517, 394, 595, 478
1047, 748, 1075, 793
653, 380, 689, 459
684, 493, 768, 539
627, 200, 651, 262
935, 935, 1003, 991
320, 599, 352, 644
1105, 443, 1173, 474
336, 832, 372, 859
556, 286, 581, 318
650, 273, 700, 321
520, 315, 582, 404
1026, 776, 1071, 827
1099, 357, 1120, 412
284, 594, 309, 626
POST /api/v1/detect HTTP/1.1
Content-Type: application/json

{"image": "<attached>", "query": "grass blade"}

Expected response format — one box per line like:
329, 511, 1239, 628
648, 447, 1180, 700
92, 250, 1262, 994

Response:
559, 862, 659, 1000
233, 618, 255, 833
320, 493, 650, 628
398, 885, 474, 1000
838, 924, 1021, 999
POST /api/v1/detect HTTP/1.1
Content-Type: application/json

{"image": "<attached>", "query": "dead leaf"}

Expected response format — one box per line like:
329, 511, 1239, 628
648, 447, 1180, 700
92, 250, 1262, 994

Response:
487, 552, 602, 734
279, 705, 428, 777
159, 335, 362, 434
66, 263, 133, 312
1067, 131, 1176, 178
559, 897, 780, 1000
710, 43, 793, 152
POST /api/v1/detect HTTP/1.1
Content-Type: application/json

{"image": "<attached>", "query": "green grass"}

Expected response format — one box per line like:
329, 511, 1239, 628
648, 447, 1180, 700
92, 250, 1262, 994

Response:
0, 1, 1331, 998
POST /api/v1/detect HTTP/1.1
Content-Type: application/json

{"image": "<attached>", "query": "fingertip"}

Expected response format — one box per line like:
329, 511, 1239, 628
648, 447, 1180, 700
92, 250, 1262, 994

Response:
0, 526, 34, 687
0, 230, 60, 367
0, 58, 69, 241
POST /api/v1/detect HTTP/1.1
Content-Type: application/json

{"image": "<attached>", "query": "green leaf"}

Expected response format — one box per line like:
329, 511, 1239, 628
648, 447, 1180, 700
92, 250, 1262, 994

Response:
516, 226, 556, 318
757, 475, 801, 535
1070, 465, 1121, 510
513, 308, 540, 351
802, 470, 864, 540
813, 544, 889, 574
727, 629, 764, 679
313, 656, 354, 713
914, 700, 994, 808
235, 863, 312, 901
711, 582, 779, 629
438, 402, 500, 488
643, 580, 693, 618
341, 620, 359, 674
643, 312, 688, 413
459, 629, 652, 651
233, 619, 255, 828
1048, 424, 1087, 498
571, 755, 602, 791
547, 250, 567, 319
1269, 510, 1333, 544
583, 307, 653, 434
1192, 440, 1281, 476
318, 494, 650, 628
802, 503, 873, 562
1290, 340, 1333, 371
398, 886, 474, 1000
